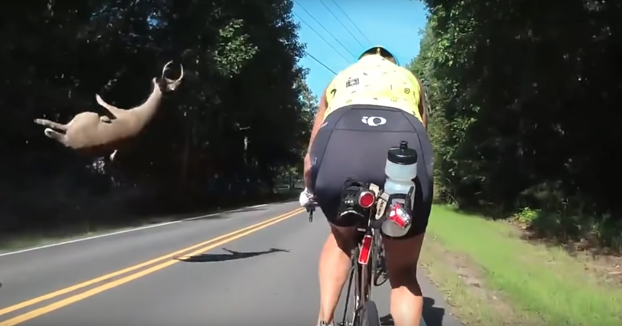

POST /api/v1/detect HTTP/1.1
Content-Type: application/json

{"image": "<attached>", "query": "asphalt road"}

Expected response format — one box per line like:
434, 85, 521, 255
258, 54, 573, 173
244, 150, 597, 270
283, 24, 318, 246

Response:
0, 201, 461, 326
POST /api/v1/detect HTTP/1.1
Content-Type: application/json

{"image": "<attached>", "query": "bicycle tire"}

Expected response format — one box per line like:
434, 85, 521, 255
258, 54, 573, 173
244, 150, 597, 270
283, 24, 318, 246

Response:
360, 301, 381, 326
372, 232, 388, 286
340, 209, 381, 325
343, 242, 374, 326
339, 250, 360, 326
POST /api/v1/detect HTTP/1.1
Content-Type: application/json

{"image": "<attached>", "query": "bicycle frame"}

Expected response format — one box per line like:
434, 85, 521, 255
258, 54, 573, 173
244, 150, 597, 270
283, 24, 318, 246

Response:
349, 227, 376, 325
342, 184, 389, 326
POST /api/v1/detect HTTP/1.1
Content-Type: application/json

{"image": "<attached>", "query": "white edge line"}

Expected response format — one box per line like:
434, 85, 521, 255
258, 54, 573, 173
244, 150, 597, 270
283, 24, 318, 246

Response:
0, 202, 277, 257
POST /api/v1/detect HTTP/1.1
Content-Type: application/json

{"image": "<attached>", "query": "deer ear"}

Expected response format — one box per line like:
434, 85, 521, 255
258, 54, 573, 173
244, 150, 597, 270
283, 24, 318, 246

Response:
95, 94, 119, 110
151, 77, 163, 91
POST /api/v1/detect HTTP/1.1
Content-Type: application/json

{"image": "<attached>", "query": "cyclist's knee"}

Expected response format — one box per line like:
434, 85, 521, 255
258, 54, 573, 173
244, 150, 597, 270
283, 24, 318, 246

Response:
387, 265, 421, 292
383, 233, 424, 284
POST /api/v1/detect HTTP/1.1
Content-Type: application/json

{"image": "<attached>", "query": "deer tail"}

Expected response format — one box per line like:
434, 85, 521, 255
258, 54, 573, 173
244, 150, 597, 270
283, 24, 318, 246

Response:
34, 118, 67, 131
43, 128, 68, 145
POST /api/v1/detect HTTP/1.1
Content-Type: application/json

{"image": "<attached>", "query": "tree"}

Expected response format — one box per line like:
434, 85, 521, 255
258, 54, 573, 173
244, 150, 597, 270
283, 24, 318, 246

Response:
408, 0, 622, 243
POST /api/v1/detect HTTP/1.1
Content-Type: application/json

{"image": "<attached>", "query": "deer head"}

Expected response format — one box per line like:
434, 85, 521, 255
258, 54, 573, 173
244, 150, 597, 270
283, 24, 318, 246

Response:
156, 60, 185, 92
95, 60, 184, 119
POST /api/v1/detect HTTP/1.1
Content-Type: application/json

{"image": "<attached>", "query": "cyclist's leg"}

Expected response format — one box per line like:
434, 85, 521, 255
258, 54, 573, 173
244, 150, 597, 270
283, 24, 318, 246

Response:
384, 234, 425, 326
310, 110, 359, 325
317, 223, 357, 325
381, 115, 434, 326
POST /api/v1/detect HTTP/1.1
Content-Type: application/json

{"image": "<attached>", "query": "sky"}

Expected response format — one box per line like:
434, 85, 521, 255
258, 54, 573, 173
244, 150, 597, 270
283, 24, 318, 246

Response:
292, 0, 429, 98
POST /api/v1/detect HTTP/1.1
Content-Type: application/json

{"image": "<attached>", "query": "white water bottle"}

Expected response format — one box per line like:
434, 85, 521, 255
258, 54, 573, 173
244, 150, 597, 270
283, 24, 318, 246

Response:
381, 141, 417, 237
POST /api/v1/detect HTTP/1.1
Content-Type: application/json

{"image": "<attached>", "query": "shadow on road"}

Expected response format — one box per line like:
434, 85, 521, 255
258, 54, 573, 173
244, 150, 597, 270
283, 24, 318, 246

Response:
379, 297, 445, 326
174, 247, 290, 263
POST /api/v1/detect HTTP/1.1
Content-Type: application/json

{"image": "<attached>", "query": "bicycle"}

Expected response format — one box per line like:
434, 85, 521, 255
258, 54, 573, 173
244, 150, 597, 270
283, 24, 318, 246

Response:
305, 183, 392, 326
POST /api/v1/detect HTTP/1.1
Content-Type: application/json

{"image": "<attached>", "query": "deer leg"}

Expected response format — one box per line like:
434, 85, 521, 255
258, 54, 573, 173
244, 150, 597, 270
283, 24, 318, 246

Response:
43, 128, 68, 145
34, 118, 67, 131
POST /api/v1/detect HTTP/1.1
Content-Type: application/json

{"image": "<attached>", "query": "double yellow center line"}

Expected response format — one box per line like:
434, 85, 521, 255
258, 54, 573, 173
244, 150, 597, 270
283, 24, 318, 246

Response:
0, 208, 304, 326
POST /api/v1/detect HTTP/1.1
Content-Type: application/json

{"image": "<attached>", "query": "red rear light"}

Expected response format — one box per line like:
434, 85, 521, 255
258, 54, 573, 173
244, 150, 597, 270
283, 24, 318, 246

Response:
358, 235, 373, 265
358, 191, 375, 208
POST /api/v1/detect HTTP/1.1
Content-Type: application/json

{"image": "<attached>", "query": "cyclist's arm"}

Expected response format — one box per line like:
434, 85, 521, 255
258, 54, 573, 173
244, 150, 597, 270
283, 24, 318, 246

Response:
403, 68, 428, 129
415, 77, 428, 129
303, 86, 328, 187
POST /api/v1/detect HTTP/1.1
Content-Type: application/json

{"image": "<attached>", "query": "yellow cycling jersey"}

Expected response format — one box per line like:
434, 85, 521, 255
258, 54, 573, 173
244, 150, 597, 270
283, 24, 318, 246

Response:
323, 55, 423, 122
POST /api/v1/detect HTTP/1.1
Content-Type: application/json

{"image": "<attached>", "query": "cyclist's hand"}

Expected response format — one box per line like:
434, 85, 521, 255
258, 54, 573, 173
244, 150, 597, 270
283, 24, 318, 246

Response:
299, 188, 314, 207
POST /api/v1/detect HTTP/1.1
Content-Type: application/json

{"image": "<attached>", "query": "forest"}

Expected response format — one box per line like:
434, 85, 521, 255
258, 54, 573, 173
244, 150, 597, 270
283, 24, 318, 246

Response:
410, 0, 622, 249
0, 0, 316, 234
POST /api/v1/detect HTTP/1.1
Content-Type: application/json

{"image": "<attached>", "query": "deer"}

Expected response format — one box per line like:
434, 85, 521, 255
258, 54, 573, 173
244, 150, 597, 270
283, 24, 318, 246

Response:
34, 60, 184, 161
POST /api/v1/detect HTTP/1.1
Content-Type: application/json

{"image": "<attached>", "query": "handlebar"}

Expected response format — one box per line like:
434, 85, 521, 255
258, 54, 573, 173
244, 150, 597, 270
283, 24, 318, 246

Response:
305, 201, 318, 222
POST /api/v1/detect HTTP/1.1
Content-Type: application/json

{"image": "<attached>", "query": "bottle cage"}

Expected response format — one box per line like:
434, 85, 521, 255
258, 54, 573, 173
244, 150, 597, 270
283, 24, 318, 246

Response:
386, 185, 415, 212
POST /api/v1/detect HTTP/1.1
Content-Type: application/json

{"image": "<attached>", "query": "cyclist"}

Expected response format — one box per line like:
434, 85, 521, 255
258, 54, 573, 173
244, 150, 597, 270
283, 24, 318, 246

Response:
300, 46, 433, 326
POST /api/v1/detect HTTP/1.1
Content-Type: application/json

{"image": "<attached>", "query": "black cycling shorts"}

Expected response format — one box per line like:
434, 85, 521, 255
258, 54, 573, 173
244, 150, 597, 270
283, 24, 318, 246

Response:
309, 105, 434, 239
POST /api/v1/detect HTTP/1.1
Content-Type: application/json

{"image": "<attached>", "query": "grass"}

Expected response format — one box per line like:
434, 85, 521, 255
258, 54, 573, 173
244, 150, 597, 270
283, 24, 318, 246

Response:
420, 236, 537, 325
420, 205, 622, 326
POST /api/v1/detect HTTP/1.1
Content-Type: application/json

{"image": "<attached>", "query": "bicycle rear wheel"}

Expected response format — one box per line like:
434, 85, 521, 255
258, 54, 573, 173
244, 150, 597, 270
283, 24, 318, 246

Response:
372, 232, 388, 286
359, 301, 381, 326
339, 251, 359, 326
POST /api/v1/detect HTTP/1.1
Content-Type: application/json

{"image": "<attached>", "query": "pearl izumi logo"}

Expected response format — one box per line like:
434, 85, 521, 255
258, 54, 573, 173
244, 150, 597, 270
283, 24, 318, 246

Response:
361, 116, 387, 127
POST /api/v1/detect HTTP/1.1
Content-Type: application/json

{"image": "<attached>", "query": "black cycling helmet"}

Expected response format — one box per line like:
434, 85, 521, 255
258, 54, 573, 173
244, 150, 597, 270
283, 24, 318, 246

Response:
358, 45, 399, 65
